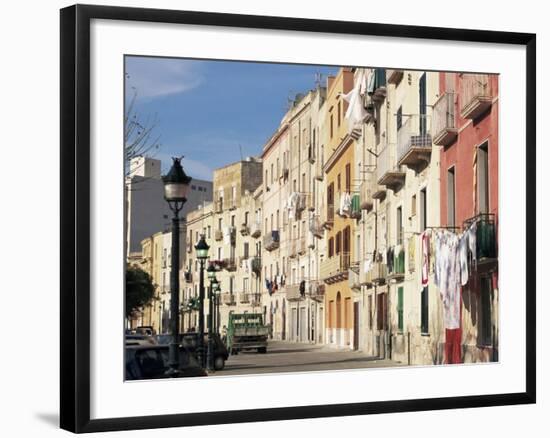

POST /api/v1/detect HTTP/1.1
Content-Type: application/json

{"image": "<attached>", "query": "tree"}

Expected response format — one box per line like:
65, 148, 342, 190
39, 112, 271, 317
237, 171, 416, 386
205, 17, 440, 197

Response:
126, 265, 156, 318
124, 79, 162, 178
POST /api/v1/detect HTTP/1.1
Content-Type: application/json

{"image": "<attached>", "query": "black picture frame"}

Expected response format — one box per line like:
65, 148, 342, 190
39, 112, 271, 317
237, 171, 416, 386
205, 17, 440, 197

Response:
60, 4, 536, 433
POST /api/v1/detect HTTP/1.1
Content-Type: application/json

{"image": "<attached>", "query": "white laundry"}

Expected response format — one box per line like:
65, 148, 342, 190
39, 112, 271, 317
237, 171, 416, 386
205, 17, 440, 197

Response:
421, 230, 430, 287
434, 231, 462, 330
467, 221, 477, 266
459, 233, 469, 286
342, 71, 368, 134
363, 259, 372, 273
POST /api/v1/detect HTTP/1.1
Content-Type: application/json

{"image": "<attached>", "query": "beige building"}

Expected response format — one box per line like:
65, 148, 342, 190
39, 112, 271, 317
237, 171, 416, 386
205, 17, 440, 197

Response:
350, 68, 444, 364
182, 158, 264, 333
261, 86, 327, 344
137, 227, 186, 334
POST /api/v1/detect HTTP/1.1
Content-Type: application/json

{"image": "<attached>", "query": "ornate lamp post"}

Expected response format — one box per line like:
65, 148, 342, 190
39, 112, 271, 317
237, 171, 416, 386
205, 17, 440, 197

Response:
162, 157, 191, 376
206, 264, 219, 370
194, 234, 210, 368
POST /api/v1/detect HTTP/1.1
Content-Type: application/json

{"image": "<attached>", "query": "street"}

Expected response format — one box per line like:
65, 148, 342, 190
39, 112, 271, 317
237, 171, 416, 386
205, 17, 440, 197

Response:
213, 341, 401, 376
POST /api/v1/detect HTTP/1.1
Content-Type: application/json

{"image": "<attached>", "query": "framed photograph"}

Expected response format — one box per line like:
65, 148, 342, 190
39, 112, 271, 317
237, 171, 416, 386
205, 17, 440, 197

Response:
60, 4, 536, 433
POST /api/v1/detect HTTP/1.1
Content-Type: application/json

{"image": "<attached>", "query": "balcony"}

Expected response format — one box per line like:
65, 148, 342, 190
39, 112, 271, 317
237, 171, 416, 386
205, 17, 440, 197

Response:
323, 204, 334, 228
249, 293, 262, 307
250, 221, 262, 238
460, 74, 493, 120
308, 145, 316, 164
360, 180, 373, 212
368, 262, 387, 284
306, 193, 315, 212
310, 215, 324, 239
320, 252, 350, 284
289, 240, 298, 258
223, 258, 237, 271
388, 249, 405, 282
285, 283, 304, 301
215, 199, 223, 214
348, 268, 361, 291
240, 223, 250, 236
432, 92, 458, 146
222, 293, 236, 306
263, 230, 280, 251
184, 271, 193, 283
377, 145, 405, 190
370, 68, 387, 102
251, 256, 262, 274
387, 69, 404, 85
214, 229, 223, 241
298, 237, 307, 255
239, 292, 250, 304
464, 213, 497, 263
281, 166, 289, 180
397, 114, 432, 171
309, 281, 325, 302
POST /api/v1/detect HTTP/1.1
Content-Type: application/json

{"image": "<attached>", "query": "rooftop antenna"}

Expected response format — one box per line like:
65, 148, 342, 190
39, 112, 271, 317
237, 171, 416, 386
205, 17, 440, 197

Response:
314, 71, 323, 89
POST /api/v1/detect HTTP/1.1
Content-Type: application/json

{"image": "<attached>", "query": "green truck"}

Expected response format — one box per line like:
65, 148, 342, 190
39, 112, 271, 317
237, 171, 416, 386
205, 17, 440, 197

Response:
226, 313, 269, 354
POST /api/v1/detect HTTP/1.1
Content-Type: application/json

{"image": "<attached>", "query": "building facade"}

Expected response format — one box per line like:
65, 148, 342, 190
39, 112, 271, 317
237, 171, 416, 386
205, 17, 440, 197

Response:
125, 156, 212, 258
435, 72, 499, 363
182, 158, 264, 334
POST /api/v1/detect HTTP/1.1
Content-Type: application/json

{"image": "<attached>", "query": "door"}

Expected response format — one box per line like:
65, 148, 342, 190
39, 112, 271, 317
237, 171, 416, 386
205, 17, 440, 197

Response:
300, 307, 307, 342
291, 308, 297, 341
419, 73, 427, 135
353, 301, 360, 350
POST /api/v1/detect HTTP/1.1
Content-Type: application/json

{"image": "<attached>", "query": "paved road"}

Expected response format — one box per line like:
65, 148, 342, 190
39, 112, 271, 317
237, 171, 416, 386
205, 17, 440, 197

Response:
214, 341, 400, 376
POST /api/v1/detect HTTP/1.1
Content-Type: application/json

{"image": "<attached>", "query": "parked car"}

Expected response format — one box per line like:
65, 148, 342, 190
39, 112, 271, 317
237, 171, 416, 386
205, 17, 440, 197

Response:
180, 332, 229, 371
125, 344, 207, 380
135, 325, 155, 336
125, 334, 157, 346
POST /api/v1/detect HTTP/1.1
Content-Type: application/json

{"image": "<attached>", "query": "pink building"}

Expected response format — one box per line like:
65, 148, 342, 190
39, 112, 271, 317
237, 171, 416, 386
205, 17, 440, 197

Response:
434, 72, 499, 363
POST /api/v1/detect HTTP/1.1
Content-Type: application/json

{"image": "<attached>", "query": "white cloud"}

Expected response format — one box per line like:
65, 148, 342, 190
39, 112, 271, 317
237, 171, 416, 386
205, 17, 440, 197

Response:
125, 57, 203, 99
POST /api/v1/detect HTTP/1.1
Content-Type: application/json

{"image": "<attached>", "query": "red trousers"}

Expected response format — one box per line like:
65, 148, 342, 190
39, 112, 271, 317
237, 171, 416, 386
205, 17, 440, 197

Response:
445, 328, 462, 364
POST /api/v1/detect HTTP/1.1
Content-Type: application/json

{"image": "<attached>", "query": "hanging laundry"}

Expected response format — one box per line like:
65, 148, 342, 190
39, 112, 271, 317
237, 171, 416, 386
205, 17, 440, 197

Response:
363, 259, 372, 273
434, 231, 461, 330
408, 236, 416, 272
366, 70, 376, 95
339, 192, 352, 217
341, 71, 369, 134
467, 221, 477, 266
387, 247, 394, 273
421, 230, 430, 287
459, 233, 469, 286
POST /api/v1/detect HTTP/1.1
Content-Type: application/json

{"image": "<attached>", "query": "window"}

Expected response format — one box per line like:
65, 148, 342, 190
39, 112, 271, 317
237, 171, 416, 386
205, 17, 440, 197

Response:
411, 194, 417, 217
420, 188, 427, 231
265, 170, 268, 190
337, 101, 341, 126
368, 295, 373, 330
229, 276, 234, 294
244, 212, 249, 225
345, 163, 351, 192
477, 142, 489, 214
419, 73, 427, 135
231, 215, 235, 227
218, 218, 222, 231
330, 114, 334, 138
421, 286, 429, 334
397, 106, 403, 131
479, 277, 493, 345
207, 225, 211, 239
244, 242, 249, 259
217, 247, 222, 260
276, 158, 280, 180
328, 237, 334, 257
302, 173, 306, 192
335, 231, 341, 254
396, 206, 403, 245
243, 278, 249, 293
337, 174, 341, 191
376, 293, 387, 330
397, 286, 404, 332
447, 167, 456, 227
276, 209, 279, 229
271, 163, 274, 184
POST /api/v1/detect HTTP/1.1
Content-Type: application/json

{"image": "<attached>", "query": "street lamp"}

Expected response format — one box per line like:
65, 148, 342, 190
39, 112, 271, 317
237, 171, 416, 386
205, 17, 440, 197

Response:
206, 263, 218, 370
215, 282, 222, 335
195, 234, 210, 368
163, 157, 191, 377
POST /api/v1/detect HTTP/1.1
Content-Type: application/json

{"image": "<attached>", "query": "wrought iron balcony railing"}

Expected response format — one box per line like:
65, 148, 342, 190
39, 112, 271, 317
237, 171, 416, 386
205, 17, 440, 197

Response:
432, 92, 458, 146
397, 114, 432, 170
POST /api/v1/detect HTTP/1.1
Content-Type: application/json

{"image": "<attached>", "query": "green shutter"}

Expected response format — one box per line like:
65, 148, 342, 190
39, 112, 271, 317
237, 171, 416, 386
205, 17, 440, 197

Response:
397, 287, 404, 332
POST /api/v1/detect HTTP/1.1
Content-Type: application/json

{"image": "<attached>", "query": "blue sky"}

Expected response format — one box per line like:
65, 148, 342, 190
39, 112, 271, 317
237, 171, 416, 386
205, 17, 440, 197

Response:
125, 56, 338, 180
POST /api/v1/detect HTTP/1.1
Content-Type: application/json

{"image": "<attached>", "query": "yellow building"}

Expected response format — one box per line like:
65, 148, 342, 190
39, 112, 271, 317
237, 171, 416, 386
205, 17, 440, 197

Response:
320, 68, 358, 349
